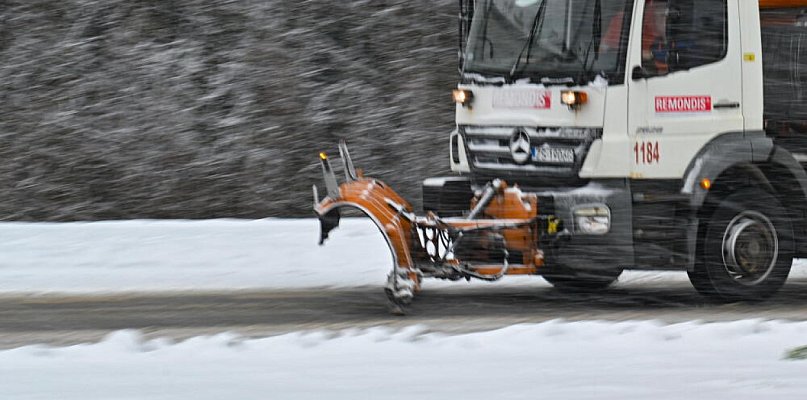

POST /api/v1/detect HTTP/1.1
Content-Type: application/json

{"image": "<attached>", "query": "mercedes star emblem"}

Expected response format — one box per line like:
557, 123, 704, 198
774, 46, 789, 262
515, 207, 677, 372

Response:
510, 129, 531, 164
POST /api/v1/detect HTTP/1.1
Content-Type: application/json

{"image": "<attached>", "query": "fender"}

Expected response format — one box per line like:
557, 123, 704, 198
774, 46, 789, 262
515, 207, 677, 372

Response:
681, 131, 773, 208
679, 131, 768, 270
680, 131, 807, 267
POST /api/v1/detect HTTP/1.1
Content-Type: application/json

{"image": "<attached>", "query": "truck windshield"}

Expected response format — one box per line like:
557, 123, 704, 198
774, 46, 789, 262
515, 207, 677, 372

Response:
464, 0, 633, 85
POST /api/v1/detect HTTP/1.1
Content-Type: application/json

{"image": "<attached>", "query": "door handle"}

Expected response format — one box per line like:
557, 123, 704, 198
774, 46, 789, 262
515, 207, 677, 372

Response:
713, 102, 740, 109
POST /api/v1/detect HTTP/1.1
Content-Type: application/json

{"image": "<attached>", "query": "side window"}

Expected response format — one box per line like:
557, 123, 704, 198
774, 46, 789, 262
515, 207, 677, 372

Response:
641, 0, 727, 76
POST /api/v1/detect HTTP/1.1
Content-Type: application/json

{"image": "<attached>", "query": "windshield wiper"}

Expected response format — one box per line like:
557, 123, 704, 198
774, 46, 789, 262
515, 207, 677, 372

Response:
577, 0, 602, 84
508, 0, 548, 81
558, 0, 603, 85
462, 0, 495, 76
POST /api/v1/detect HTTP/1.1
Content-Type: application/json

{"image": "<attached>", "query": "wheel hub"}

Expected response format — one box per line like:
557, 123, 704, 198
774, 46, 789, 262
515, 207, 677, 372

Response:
721, 211, 778, 286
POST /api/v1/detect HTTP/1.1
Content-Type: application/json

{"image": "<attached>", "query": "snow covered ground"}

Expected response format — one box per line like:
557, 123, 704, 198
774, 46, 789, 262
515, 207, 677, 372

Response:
2, 321, 807, 399
0, 218, 389, 293
2, 218, 807, 399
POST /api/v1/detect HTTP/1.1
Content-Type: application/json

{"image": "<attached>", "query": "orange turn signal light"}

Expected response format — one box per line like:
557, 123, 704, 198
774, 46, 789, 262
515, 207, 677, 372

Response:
561, 90, 589, 109
319, 152, 328, 160
700, 178, 712, 190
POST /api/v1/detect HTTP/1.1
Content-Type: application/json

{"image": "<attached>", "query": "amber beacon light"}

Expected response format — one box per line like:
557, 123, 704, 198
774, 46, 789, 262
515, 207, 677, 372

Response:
452, 89, 474, 108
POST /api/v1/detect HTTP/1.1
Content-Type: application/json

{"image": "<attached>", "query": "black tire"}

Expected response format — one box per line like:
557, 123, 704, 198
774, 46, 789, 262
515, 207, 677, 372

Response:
688, 188, 794, 302
542, 267, 623, 291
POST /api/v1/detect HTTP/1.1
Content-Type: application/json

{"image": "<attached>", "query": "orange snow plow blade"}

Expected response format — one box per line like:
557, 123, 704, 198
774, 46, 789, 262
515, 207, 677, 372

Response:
314, 141, 560, 307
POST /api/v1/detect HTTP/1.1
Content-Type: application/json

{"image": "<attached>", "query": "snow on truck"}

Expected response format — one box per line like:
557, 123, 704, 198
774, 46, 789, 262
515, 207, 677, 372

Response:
314, 0, 807, 312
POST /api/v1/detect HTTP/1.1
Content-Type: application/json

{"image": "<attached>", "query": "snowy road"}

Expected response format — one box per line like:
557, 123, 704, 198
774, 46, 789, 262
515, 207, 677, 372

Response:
2, 218, 807, 349
4, 277, 807, 349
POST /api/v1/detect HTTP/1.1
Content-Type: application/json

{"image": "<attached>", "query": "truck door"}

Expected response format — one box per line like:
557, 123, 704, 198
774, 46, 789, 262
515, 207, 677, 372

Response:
627, 0, 744, 179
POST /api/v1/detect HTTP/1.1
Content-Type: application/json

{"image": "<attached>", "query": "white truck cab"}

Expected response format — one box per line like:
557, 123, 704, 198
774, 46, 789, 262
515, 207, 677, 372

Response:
426, 0, 807, 300
452, 0, 756, 179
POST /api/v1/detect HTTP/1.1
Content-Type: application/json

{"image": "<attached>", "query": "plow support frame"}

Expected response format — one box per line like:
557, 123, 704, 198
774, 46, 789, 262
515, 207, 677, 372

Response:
313, 141, 549, 308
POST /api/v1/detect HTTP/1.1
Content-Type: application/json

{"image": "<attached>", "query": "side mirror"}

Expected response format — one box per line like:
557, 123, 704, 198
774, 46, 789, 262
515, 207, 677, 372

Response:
631, 66, 648, 81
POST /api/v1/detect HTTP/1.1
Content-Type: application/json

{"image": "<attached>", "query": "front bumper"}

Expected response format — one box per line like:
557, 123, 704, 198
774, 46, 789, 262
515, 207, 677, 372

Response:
538, 179, 634, 272
424, 177, 635, 272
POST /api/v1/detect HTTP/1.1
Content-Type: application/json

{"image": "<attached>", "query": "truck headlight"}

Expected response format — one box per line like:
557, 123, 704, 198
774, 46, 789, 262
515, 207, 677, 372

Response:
573, 204, 610, 235
452, 89, 474, 108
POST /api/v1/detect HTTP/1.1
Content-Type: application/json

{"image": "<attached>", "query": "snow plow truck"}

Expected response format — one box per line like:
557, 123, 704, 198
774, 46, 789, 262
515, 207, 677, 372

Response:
314, 0, 807, 312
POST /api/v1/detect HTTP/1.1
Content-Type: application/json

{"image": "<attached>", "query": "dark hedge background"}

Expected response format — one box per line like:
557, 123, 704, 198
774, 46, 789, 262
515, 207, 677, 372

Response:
0, 0, 458, 220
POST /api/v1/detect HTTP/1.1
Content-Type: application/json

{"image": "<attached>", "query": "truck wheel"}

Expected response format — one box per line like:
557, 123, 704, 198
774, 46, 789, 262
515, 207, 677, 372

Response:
542, 267, 623, 291
688, 188, 794, 302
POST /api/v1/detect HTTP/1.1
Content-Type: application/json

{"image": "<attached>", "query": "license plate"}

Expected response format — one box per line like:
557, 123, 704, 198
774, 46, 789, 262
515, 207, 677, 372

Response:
533, 147, 575, 164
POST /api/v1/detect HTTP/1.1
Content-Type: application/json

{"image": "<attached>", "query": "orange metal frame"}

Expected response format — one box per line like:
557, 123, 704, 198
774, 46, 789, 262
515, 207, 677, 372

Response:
316, 178, 416, 273
315, 175, 544, 282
